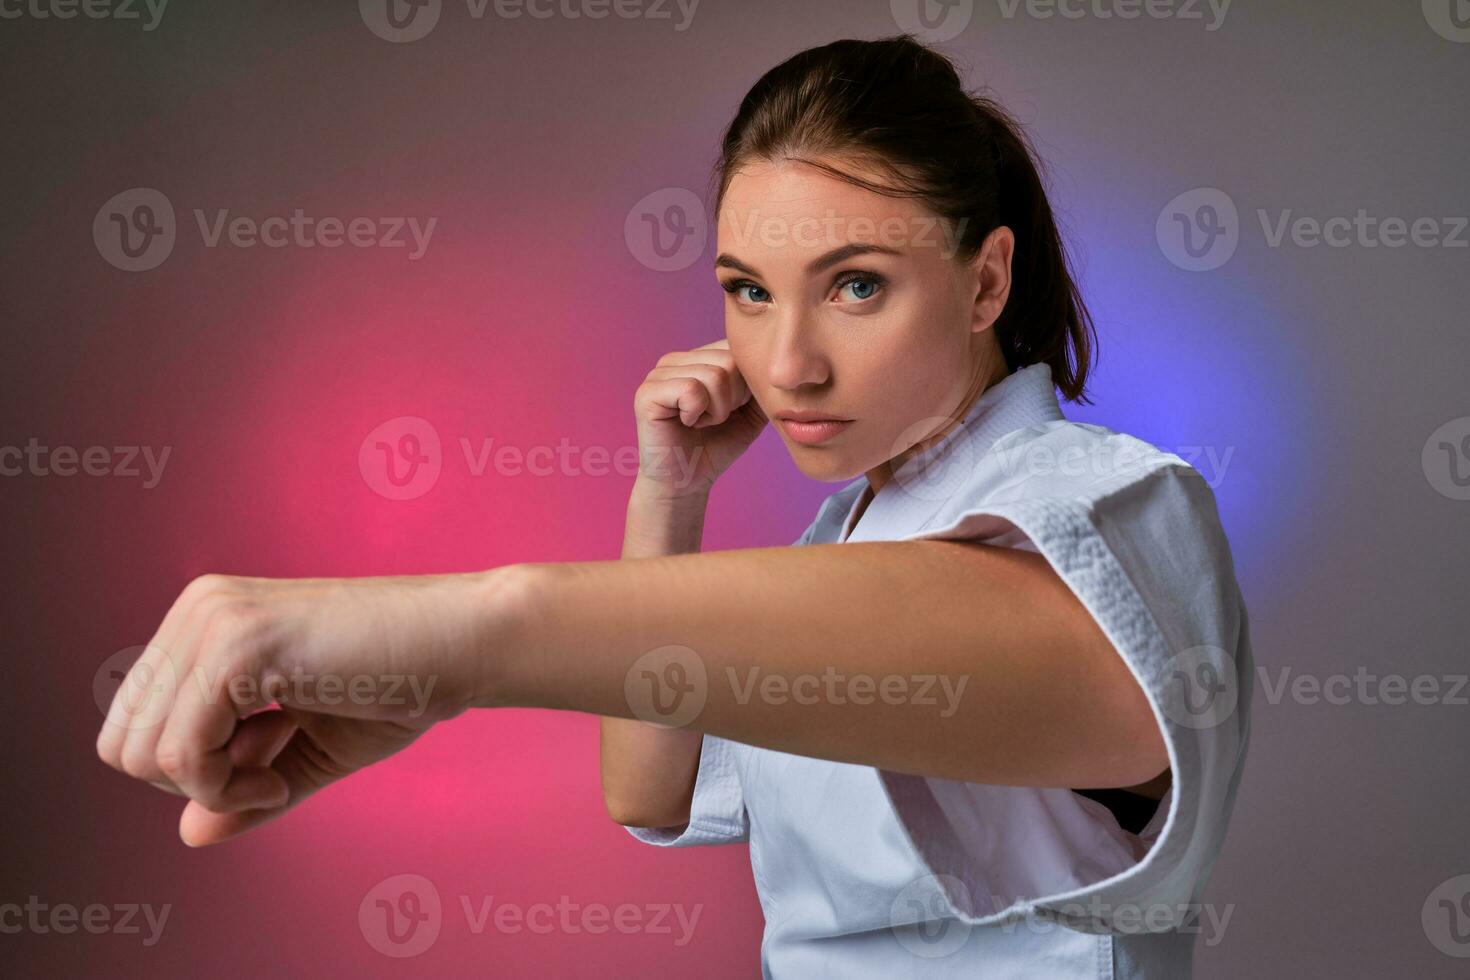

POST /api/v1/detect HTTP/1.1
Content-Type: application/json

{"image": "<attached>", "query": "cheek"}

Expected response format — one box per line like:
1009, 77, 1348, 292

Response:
725, 335, 770, 402
859, 294, 963, 386
847, 299, 969, 433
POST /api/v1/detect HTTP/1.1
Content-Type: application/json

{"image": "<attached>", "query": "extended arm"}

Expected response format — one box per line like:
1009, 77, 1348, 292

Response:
96, 506, 1169, 846
487, 533, 1168, 790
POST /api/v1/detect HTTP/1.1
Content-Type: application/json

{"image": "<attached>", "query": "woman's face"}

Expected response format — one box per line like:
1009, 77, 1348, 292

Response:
716, 157, 1014, 487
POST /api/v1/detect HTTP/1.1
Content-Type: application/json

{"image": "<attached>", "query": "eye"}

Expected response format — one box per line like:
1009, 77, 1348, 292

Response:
833, 271, 886, 303
721, 278, 771, 305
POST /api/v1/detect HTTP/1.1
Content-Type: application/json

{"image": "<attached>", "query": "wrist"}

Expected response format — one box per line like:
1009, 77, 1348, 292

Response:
624, 478, 710, 557
461, 562, 549, 712
632, 473, 711, 506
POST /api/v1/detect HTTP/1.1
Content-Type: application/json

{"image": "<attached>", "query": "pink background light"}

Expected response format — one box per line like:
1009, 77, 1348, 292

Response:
3, 2, 1467, 978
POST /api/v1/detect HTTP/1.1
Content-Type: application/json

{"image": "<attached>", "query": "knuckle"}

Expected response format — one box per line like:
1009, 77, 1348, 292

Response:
155, 740, 190, 781
203, 599, 264, 649
120, 744, 156, 780
635, 378, 665, 404
184, 572, 227, 600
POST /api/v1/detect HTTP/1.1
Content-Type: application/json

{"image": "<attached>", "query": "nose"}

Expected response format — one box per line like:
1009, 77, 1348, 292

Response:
766, 309, 831, 392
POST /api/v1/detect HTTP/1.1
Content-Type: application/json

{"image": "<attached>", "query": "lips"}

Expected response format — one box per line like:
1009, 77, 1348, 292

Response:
777, 417, 854, 446
775, 411, 852, 423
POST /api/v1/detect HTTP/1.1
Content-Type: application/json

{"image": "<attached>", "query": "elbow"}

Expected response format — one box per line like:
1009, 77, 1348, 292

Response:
1127, 721, 1171, 787
601, 769, 695, 829
603, 792, 691, 830
1112, 682, 1171, 787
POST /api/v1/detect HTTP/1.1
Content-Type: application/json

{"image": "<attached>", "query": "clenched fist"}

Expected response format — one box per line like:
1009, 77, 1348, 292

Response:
631, 337, 769, 498
95, 569, 514, 846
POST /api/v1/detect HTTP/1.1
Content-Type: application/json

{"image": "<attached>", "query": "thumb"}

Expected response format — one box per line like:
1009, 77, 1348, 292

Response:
177, 709, 351, 847
228, 706, 298, 766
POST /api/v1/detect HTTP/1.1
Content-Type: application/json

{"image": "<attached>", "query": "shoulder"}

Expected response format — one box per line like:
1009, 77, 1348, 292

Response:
923, 417, 1239, 585
982, 419, 1202, 507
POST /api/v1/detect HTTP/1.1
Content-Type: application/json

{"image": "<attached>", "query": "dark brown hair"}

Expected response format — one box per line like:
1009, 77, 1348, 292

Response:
710, 34, 1097, 404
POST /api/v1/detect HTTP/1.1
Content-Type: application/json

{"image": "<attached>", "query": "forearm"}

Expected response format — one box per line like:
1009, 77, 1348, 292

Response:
482, 539, 1168, 789
620, 476, 710, 556
599, 478, 711, 825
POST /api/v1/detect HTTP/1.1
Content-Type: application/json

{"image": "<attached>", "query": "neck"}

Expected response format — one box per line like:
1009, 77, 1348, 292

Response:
864, 351, 1011, 497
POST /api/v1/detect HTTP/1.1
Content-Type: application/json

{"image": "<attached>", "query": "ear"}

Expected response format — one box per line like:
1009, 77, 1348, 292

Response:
967, 225, 1015, 335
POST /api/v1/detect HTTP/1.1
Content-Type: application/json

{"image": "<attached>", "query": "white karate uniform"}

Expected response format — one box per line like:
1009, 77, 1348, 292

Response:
625, 362, 1253, 978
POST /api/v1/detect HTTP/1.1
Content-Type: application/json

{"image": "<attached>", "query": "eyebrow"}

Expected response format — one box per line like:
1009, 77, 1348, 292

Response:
714, 242, 904, 279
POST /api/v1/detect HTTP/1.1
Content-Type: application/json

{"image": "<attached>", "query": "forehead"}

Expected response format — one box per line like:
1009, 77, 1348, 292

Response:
716, 158, 934, 254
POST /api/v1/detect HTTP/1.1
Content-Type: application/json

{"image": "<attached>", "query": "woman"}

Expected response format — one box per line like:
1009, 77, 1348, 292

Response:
96, 35, 1251, 979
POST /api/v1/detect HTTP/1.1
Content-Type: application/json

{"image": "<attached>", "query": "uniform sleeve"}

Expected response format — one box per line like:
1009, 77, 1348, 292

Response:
621, 732, 751, 847
623, 519, 824, 848
877, 447, 1253, 933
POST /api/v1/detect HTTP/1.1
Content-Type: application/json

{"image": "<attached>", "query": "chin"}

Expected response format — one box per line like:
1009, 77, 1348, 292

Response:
786, 450, 867, 484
